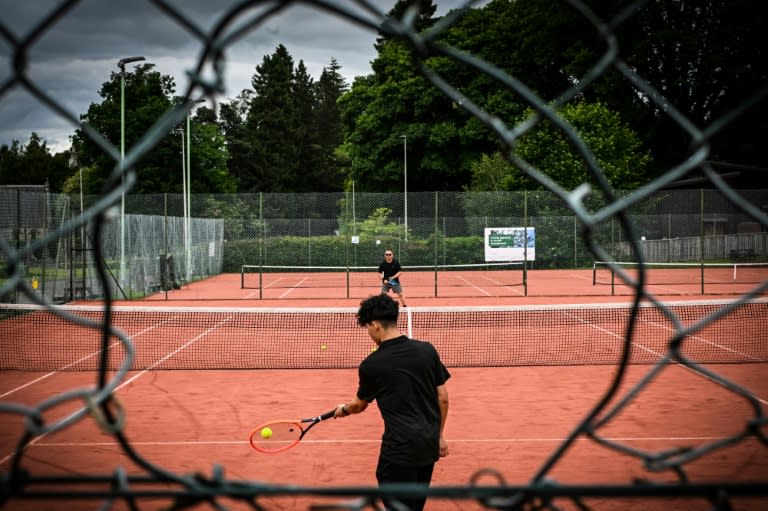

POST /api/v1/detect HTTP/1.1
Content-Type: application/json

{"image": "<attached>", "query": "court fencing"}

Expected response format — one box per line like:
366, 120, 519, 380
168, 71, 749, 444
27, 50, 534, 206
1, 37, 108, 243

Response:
3, 187, 766, 303
1, 1, 767, 510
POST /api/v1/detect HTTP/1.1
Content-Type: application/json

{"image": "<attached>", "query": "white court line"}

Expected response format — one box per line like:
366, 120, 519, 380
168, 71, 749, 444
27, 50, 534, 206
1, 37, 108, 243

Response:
279, 276, 309, 298
476, 274, 525, 296
561, 309, 768, 406
0, 373, 61, 399
29, 435, 733, 447
0, 317, 175, 399
576, 269, 685, 292
455, 276, 493, 296
0, 315, 236, 466
640, 316, 764, 363
244, 276, 285, 299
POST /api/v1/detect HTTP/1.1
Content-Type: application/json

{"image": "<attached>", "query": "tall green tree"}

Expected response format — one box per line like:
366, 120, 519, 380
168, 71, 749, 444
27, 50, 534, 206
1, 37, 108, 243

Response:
342, 0, 766, 192
312, 58, 349, 191
238, 46, 350, 192
467, 101, 651, 192
340, 1, 475, 193
292, 60, 324, 192
244, 44, 302, 192
219, 90, 252, 190
188, 106, 236, 194
71, 63, 235, 196
72, 63, 175, 195
341, 0, 552, 193
461, 0, 767, 184
610, 0, 768, 180
0, 134, 72, 191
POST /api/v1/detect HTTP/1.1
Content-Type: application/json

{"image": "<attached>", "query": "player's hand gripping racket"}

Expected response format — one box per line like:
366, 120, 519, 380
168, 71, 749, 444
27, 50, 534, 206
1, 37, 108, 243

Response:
249, 409, 336, 453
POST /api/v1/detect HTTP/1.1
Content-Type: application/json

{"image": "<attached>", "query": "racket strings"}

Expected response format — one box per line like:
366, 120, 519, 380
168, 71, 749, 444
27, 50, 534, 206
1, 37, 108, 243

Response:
252, 421, 302, 452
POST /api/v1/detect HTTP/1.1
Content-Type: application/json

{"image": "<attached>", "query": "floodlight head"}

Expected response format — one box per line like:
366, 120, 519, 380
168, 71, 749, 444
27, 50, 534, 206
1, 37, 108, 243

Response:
117, 56, 146, 70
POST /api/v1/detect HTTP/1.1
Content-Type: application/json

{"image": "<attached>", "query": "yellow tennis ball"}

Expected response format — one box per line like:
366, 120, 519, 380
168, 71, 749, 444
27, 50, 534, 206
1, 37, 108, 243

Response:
321, 344, 327, 351
261, 427, 272, 439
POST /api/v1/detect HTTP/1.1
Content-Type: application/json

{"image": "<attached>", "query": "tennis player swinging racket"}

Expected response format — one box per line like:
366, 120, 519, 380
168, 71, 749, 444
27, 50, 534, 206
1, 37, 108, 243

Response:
379, 250, 407, 307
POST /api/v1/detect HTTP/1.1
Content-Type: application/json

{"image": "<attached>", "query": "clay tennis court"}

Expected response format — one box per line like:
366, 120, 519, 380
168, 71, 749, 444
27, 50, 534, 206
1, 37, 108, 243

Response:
143, 265, 768, 304
1, 269, 767, 510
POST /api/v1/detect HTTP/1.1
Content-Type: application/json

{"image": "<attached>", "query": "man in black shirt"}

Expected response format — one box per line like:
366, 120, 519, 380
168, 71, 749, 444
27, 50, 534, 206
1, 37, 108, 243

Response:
378, 249, 407, 307
334, 294, 450, 511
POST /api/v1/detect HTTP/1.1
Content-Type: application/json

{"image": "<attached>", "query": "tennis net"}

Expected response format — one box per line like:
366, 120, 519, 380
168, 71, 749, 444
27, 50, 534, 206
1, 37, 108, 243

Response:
593, 261, 768, 294
240, 262, 526, 298
1, 300, 765, 371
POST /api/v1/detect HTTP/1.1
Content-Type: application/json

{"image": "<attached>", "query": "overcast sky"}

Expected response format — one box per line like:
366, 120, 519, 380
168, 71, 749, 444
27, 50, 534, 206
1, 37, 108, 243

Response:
0, 0, 475, 154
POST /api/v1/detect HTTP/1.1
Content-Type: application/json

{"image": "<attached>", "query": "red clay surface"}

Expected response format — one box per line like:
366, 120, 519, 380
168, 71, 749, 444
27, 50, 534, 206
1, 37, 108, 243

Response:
1, 365, 766, 510
2, 268, 767, 510
136, 267, 768, 306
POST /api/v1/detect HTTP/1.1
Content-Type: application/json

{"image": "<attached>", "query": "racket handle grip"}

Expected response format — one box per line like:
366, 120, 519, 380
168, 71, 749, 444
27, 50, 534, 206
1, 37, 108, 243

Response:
320, 409, 336, 421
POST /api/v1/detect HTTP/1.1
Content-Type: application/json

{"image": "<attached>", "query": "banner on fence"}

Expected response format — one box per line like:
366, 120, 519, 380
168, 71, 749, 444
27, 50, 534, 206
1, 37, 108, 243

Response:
485, 227, 535, 261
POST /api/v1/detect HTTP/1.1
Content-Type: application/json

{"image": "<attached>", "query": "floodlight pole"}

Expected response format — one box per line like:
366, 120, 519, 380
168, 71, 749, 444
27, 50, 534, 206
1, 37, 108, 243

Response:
117, 55, 145, 290
183, 98, 205, 284
401, 135, 408, 241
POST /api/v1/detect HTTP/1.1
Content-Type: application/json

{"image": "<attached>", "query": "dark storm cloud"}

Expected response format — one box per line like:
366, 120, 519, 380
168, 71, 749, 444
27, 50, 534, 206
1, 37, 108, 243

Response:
0, 0, 474, 153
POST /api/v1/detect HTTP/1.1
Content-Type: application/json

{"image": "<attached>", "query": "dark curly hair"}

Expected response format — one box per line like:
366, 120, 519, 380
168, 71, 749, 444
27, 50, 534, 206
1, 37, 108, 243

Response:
356, 293, 399, 327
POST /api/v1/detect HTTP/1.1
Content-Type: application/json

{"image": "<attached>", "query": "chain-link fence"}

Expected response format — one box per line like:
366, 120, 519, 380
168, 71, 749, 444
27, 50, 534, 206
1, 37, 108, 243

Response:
1, 188, 224, 303
3, 188, 765, 303
220, 188, 767, 269
2, 0, 767, 510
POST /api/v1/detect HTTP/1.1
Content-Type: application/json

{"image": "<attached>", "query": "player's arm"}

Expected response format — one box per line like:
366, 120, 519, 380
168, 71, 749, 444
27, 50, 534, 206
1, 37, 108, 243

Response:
334, 396, 368, 418
436, 384, 449, 457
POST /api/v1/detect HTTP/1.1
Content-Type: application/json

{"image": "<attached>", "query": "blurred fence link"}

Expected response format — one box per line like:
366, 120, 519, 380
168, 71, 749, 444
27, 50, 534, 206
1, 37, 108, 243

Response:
1, 0, 767, 510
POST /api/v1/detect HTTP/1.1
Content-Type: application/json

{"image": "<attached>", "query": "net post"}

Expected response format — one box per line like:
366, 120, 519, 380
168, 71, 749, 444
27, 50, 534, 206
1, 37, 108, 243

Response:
346, 266, 350, 298
240, 265, 244, 289
259, 265, 263, 300
611, 264, 615, 296
523, 263, 528, 296
700, 188, 704, 295
524, 191, 529, 296
164, 193, 169, 301
592, 261, 596, 285
434, 191, 439, 297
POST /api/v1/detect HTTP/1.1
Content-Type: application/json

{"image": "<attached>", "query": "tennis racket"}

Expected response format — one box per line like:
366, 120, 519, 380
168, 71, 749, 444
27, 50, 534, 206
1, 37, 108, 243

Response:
386, 278, 399, 287
249, 409, 336, 454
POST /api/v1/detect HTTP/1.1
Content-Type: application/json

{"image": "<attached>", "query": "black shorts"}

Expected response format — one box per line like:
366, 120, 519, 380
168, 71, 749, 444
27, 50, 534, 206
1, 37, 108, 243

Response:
376, 458, 435, 511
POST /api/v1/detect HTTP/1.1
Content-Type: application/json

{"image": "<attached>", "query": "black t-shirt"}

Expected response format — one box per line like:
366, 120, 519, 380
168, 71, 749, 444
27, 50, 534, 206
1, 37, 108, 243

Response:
356, 335, 451, 466
378, 259, 402, 280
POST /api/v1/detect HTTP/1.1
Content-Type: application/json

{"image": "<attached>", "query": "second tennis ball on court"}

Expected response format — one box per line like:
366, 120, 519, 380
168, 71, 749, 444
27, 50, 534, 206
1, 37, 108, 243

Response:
261, 427, 272, 439
321, 344, 328, 351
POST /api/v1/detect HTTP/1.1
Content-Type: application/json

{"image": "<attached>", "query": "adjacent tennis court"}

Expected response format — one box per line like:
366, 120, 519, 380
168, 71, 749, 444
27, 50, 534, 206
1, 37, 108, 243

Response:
133, 264, 768, 304
240, 262, 526, 299
593, 261, 768, 296
1, 273, 767, 510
